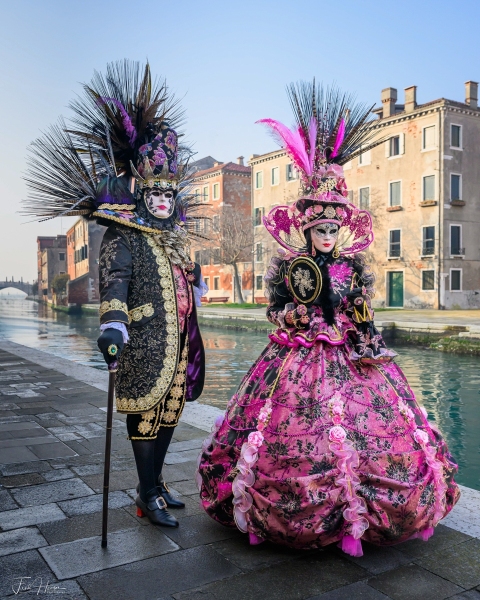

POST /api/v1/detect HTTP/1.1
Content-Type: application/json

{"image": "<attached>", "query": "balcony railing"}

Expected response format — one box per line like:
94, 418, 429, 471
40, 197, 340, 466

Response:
388, 247, 401, 258
450, 247, 465, 256
421, 245, 435, 256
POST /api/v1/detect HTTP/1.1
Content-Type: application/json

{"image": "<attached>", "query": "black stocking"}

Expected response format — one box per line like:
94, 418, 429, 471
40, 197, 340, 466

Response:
130, 439, 156, 502
154, 427, 175, 483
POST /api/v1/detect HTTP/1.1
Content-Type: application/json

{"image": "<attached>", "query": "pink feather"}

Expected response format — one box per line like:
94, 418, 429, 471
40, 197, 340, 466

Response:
256, 119, 311, 175
331, 118, 345, 159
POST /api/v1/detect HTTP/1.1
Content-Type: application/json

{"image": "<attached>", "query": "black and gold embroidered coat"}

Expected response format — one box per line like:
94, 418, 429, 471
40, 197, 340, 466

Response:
99, 224, 205, 419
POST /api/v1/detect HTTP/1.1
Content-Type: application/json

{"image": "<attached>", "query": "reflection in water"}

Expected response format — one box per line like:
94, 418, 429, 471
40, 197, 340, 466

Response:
1, 298, 479, 490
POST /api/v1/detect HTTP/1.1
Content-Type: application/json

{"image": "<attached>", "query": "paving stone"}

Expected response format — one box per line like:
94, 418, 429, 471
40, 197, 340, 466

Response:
43, 468, 75, 482
447, 591, 480, 600
163, 512, 241, 549
0, 434, 57, 449
38, 507, 139, 544
0, 446, 40, 464
342, 542, 411, 574
175, 550, 367, 600
0, 489, 17, 511
0, 430, 13, 440
0, 459, 51, 476
72, 463, 104, 476
11, 478, 94, 507
368, 564, 463, 600
397, 524, 471, 558
40, 525, 179, 580
78, 546, 240, 599
0, 526, 48, 556
176, 494, 205, 518
211, 535, 300, 571
9, 427, 53, 439
0, 549, 55, 598
307, 581, 390, 599
62, 440, 92, 456
173, 480, 202, 496
81, 469, 138, 493
29, 441, 78, 459
168, 439, 204, 453
414, 538, 480, 589
173, 423, 207, 442
58, 490, 132, 517
0, 503, 66, 530
0, 472, 46, 488
165, 449, 204, 465
163, 460, 197, 483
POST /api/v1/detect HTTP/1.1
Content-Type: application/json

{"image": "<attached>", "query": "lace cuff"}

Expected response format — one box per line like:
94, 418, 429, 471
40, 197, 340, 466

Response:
100, 322, 129, 343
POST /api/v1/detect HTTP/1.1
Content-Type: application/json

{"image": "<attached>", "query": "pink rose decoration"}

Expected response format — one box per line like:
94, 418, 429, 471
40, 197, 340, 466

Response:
329, 425, 347, 443
414, 429, 429, 445
248, 431, 265, 448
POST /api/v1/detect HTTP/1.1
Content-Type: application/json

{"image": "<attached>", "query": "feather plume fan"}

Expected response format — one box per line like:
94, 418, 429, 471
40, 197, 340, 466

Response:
68, 59, 185, 177
258, 81, 388, 174
22, 119, 113, 221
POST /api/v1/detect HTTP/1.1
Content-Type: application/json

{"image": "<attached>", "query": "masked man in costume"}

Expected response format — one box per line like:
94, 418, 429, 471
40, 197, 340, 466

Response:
23, 61, 207, 528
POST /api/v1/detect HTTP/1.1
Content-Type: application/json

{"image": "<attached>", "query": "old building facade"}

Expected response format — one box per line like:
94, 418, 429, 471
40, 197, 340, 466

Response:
250, 81, 480, 309
190, 158, 252, 302
36, 235, 67, 300
66, 219, 105, 306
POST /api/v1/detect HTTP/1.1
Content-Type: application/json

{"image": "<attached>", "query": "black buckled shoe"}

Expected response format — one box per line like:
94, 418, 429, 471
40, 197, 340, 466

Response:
158, 478, 185, 509
135, 494, 179, 527
135, 476, 185, 509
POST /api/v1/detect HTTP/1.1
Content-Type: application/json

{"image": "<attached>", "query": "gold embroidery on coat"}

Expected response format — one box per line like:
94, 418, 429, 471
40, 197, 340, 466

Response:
100, 299, 128, 318
116, 234, 180, 413
128, 303, 155, 323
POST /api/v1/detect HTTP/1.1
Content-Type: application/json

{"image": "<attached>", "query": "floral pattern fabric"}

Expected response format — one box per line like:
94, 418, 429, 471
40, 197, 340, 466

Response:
197, 258, 460, 556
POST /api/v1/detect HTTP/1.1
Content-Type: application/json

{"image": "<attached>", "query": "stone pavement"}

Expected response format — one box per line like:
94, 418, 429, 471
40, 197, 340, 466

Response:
1, 346, 480, 600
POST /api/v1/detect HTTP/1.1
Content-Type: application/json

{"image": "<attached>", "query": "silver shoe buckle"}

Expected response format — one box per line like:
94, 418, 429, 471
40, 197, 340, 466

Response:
155, 496, 167, 510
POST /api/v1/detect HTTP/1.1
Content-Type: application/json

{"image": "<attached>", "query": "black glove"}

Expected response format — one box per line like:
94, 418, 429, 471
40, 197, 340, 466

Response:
97, 328, 125, 365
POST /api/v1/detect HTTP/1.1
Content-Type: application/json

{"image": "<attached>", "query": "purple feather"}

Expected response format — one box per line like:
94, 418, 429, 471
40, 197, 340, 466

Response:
256, 119, 311, 175
331, 118, 345, 159
97, 97, 137, 147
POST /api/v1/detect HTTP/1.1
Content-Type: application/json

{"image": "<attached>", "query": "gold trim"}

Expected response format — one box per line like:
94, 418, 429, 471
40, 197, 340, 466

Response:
92, 211, 160, 234
116, 235, 180, 413
128, 303, 155, 323
100, 299, 128, 318
97, 203, 136, 210
287, 256, 322, 305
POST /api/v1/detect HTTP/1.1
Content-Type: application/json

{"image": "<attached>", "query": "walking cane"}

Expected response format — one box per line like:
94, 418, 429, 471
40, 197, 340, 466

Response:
101, 360, 117, 548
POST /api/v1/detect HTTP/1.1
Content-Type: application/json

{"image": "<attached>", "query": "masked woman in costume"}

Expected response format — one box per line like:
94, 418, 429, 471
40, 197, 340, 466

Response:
197, 82, 460, 556
23, 61, 208, 528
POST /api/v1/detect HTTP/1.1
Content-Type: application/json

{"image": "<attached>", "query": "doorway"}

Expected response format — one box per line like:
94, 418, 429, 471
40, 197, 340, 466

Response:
387, 271, 404, 307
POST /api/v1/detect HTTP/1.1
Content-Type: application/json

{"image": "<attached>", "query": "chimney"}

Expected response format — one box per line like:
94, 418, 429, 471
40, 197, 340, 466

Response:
236, 156, 244, 166
381, 87, 397, 117
213, 162, 220, 167
465, 81, 478, 109
404, 86, 417, 113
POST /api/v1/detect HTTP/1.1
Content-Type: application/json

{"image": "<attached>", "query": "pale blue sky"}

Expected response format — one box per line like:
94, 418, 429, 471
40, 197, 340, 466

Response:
1, 0, 480, 281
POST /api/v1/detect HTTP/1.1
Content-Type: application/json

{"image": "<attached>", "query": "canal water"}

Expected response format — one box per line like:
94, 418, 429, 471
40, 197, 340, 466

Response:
1, 298, 479, 491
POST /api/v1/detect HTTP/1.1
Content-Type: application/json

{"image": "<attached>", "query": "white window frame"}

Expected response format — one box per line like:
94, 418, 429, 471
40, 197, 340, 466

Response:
358, 186, 370, 210
255, 242, 263, 262
386, 133, 405, 159
450, 123, 463, 150
202, 185, 209, 202
203, 276, 209, 289
286, 163, 297, 182
450, 173, 462, 201
213, 183, 220, 200
421, 225, 436, 257
255, 274, 264, 290
254, 207, 264, 227
388, 228, 402, 259
358, 149, 371, 166
422, 125, 436, 151
422, 174, 436, 202
271, 166, 280, 186
420, 268, 436, 292
449, 268, 462, 292
385, 269, 405, 308
255, 171, 263, 190
449, 223, 463, 256
389, 180, 402, 207
213, 276, 220, 291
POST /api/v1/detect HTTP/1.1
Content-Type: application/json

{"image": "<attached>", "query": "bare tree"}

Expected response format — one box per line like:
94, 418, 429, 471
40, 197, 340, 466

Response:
210, 205, 254, 303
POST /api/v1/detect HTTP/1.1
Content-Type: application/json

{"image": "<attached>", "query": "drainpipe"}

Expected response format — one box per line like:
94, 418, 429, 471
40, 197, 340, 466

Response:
251, 164, 255, 304
438, 107, 444, 310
